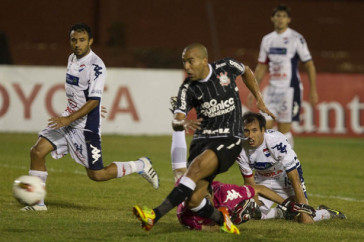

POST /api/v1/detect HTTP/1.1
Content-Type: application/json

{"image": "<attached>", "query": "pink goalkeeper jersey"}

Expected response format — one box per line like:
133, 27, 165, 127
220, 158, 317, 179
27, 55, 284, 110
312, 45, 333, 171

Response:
177, 181, 255, 230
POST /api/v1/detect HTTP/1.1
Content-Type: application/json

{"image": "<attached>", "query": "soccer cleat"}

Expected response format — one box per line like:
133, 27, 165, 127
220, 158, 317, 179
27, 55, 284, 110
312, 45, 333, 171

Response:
133, 205, 156, 231
138, 157, 159, 189
218, 207, 240, 235
20, 204, 47, 211
169, 96, 178, 114
318, 205, 346, 219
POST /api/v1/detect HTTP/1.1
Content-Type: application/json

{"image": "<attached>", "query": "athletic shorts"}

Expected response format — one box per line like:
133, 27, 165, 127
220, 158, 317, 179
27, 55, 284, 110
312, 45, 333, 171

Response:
187, 137, 243, 183
256, 166, 307, 214
39, 126, 104, 170
261, 85, 302, 122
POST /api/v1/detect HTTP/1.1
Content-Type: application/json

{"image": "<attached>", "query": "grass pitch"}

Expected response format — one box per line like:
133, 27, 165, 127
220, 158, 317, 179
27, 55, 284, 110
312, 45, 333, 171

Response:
0, 133, 363, 241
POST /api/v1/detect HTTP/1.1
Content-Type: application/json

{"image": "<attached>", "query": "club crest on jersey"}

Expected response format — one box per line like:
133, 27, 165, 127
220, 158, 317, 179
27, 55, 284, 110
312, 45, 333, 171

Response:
79, 64, 86, 72
217, 72, 230, 86
263, 148, 271, 157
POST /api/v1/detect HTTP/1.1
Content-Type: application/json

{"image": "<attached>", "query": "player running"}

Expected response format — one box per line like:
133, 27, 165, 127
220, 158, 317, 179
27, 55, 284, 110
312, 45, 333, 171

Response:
237, 112, 346, 223
22, 23, 159, 211
133, 43, 275, 235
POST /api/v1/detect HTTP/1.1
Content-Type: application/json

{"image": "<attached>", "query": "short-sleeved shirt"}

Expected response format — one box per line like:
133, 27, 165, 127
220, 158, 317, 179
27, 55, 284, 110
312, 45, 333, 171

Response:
63, 50, 106, 135
236, 129, 300, 183
177, 181, 255, 230
258, 28, 312, 89
175, 58, 245, 139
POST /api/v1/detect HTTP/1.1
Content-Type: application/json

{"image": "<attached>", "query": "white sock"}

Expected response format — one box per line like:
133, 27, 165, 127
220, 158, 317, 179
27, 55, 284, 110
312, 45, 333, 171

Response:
180, 176, 196, 191
261, 208, 281, 219
113, 160, 144, 178
171, 131, 187, 170
313, 209, 331, 221
284, 132, 294, 148
29, 170, 48, 206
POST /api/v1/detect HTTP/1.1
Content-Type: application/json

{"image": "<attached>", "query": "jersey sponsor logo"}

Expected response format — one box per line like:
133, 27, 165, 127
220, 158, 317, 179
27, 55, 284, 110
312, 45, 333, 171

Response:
228, 60, 244, 72
215, 62, 226, 69
217, 72, 231, 86
91, 89, 103, 95
92, 64, 103, 80
269, 47, 287, 55
90, 144, 101, 164
202, 128, 230, 135
66, 73, 79, 86
224, 189, 242, 203
263, 148, 271, 157
180, 84, 189, 110
271, 142, 287, 154
201, 98, 235, 118
257, 169, 284, 177
253, 162, 273, 170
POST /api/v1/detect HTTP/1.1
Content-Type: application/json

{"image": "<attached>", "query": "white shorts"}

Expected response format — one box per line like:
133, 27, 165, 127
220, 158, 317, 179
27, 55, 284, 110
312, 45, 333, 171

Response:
39, 126, 104, 170
256, 174, 307, 214
261, 85, 301, 123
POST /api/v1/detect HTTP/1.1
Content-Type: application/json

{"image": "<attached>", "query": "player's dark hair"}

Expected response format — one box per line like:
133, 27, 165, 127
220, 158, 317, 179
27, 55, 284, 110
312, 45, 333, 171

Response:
272, 4, 291, 17
69, 23, 93, 39
242, 112, 266, 131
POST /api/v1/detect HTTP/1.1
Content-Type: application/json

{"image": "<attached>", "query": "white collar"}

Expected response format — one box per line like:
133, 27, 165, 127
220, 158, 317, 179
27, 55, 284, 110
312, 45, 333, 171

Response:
198, 64, 212, 83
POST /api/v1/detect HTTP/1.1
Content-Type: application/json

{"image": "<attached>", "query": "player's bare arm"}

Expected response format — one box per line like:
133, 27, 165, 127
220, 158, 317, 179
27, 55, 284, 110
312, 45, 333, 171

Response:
304, 60, 318, 106
172, 112, 202, 132
247, 63, 268, 108
242, 66, 276, 120
48, 100, 99, 129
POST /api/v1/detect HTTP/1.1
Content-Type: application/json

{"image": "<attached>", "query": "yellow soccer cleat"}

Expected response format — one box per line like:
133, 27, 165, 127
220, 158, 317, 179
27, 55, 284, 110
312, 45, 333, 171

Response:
133, 205, 156, 231
218, 207, 240, 235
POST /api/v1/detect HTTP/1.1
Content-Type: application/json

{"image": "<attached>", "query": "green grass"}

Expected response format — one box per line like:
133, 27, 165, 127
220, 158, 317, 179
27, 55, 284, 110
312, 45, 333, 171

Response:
0, 133, 364, 241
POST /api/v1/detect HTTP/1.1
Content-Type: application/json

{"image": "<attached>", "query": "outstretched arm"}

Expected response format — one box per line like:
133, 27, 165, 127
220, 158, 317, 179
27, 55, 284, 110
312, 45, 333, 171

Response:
48, 100, 99, 129
242, 66, 276, 120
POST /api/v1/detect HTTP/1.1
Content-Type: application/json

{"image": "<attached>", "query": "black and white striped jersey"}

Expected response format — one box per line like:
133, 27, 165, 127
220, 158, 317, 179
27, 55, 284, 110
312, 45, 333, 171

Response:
175, 57, 246, 139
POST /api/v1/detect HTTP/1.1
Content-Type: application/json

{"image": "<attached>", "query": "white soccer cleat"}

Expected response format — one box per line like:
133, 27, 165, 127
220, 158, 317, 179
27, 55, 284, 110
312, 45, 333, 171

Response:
20, 204, 47, 211
138, 157, 159, 189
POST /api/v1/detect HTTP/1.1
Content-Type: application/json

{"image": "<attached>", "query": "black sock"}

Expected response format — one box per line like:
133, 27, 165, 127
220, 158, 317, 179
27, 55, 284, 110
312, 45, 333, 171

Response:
153, 183, 193, 223
196, 199, 224, 226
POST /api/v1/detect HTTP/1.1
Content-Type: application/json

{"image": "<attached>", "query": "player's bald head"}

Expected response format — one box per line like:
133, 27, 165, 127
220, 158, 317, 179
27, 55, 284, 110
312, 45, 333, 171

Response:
183, 43, 208, 59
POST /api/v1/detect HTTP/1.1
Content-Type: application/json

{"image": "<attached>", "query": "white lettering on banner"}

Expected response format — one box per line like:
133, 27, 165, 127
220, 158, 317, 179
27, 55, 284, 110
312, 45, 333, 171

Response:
348, 96, 364, 133
317, 102, 346, 133
224, 189, 242, 203
201, 98, 235, 118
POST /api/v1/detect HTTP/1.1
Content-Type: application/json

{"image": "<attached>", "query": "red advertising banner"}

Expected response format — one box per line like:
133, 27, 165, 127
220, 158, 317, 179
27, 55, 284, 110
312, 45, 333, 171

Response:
235, 73, 364, 137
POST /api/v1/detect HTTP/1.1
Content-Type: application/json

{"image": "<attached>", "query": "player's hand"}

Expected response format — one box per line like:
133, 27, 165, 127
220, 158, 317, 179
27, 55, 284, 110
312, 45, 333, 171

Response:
101, 106, 107, 119
246, 93, 255, 109
183, 118, 203, 132
48, 116, 71, 129
279, 198, 316, 218
256, 100, 276, 120
309, 89, 318, 106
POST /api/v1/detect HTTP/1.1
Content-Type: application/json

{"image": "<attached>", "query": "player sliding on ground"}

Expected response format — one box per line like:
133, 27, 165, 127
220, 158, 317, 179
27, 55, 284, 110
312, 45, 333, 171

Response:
22, 23, 159, 211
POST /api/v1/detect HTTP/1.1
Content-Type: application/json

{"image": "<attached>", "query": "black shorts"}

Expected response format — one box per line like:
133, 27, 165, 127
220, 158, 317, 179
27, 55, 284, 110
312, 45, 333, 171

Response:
187, 137, 243, 183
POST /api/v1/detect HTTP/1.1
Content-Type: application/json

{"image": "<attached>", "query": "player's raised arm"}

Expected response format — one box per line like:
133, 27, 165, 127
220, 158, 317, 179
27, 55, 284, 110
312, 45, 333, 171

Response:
241, 66, 276, 120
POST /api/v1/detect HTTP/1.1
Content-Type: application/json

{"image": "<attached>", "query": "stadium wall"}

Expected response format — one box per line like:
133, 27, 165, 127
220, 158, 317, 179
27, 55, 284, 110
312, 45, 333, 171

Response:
0, 66, 363, 137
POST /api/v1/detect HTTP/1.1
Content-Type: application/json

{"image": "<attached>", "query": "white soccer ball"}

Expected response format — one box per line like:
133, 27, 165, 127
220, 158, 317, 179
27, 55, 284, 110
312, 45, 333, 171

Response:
12, 175, 46, 206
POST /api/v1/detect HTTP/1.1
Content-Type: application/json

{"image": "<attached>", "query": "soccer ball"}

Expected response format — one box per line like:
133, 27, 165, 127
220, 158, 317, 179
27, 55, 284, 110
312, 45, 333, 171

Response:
12, 175, 46, 205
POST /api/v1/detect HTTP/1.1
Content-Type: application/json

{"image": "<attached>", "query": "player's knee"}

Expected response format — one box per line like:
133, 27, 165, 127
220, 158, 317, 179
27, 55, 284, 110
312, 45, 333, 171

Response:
30, 145, 45, 159
87, 170, 106, 181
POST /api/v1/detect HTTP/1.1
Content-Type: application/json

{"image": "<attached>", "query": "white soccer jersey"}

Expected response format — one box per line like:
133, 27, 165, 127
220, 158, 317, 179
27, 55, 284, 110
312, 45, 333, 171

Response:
237, 129, 300, 183
63, 50, 106, 135
258, 28, 312, 88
